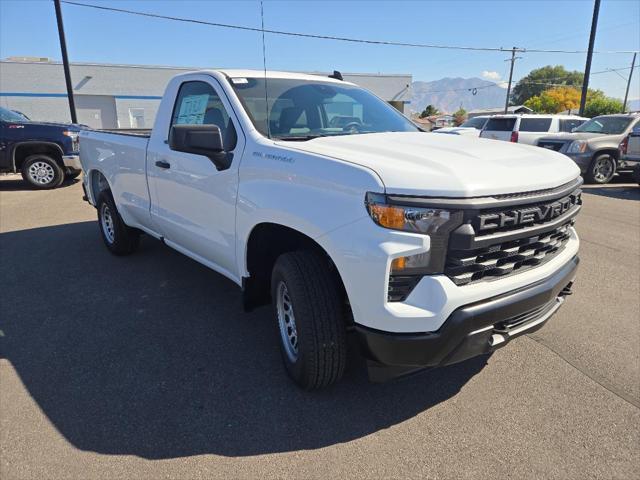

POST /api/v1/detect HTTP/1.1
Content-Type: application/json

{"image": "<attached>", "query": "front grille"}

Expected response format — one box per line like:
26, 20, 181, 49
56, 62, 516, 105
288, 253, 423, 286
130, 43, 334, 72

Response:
445, 222, 573, 286
537, 140, 566, 152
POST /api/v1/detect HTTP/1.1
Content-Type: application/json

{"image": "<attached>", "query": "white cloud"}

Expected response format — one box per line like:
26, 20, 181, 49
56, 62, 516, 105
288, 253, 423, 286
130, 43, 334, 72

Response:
481, 70, 501, 81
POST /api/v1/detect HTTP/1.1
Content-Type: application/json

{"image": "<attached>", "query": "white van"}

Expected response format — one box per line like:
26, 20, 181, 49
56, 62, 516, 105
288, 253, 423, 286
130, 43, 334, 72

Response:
480, 114, 588, 145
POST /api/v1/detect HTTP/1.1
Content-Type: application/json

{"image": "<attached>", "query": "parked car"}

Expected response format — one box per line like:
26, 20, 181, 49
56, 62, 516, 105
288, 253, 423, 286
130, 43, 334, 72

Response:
80, 69, 581, 389
536, 113, 640, 184
0, 106, 83, 189
619, 124, 640, 170
480, 114, 588, 145
432, 116, 490, 137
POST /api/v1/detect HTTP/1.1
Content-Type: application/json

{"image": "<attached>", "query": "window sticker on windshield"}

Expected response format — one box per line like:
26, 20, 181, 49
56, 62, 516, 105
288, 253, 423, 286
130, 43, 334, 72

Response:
231, 77, 249, 84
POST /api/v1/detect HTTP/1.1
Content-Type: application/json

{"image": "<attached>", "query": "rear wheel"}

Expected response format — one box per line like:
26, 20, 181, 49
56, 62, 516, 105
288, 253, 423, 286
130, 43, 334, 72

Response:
97, 192, 140, 255
271, 250, 347, 390
586, 154, 616, 184
21, 154, 64, 189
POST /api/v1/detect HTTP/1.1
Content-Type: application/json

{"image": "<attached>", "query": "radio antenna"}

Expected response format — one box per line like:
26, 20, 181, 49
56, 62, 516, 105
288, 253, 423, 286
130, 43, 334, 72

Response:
260, 0, 270, 138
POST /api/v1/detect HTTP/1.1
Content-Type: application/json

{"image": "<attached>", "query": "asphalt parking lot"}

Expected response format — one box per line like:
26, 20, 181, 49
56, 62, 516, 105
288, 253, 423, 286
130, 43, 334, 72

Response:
0, 174, 638, 479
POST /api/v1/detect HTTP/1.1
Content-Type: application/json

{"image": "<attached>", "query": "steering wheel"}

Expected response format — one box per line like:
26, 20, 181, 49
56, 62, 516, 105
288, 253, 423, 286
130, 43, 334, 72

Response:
343, 122, 362, 134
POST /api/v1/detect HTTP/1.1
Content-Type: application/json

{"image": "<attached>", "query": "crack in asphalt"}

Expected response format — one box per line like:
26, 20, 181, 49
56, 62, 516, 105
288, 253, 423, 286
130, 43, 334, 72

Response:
525, 334, 640, 409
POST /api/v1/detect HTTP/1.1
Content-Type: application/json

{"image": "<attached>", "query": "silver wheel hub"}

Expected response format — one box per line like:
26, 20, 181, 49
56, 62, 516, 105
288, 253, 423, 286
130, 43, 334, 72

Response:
28, 161, 55, 185
100, 203, 115, 244
594, 158, 613, 181
276, 281, 299, 362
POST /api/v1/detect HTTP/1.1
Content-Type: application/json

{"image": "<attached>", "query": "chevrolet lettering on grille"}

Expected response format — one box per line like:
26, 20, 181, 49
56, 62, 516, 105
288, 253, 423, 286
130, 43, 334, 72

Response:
477, 191, 582, 232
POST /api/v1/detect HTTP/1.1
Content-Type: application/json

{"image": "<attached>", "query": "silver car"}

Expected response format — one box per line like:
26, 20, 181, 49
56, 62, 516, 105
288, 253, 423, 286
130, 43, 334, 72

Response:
536, 113, 640, 184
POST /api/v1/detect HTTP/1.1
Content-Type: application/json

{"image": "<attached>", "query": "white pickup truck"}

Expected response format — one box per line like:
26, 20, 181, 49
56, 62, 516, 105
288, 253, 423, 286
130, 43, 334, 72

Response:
80, 69, 582, 389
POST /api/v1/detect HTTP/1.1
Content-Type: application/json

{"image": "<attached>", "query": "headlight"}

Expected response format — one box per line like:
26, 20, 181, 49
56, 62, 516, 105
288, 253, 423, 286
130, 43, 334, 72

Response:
365, 192, 462, 275
567, 140, 587, 154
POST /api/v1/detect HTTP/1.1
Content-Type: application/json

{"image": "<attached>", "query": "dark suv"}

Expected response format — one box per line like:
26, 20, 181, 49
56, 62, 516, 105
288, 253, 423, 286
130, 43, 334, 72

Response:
0, 107, 84, 189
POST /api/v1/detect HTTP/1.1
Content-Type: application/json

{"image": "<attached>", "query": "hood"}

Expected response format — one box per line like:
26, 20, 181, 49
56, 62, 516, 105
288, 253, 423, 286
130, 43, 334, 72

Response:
278, 132, 580, 197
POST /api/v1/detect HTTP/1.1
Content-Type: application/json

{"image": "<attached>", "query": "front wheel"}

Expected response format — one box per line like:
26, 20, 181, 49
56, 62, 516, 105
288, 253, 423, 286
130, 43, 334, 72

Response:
65, 169, 82, 180
271, 250, 347, 390
96, 192, 140, 255
21, 154, 64, 189
586, 154, 616, 184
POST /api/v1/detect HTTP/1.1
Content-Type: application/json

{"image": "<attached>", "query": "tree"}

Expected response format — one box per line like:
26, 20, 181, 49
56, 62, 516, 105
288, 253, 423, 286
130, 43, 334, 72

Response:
453, 107, 467, 126
511, 65, 583, 105
524, 86, 581, 113
419, 104, 440, 118
584, 96, 624, 117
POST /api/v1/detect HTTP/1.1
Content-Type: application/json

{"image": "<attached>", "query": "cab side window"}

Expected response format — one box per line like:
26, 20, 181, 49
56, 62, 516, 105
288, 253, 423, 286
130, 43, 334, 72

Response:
170, 81, 237, 150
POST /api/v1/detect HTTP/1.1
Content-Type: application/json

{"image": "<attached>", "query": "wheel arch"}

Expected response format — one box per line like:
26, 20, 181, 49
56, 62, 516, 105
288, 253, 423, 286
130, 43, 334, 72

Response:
87, 168, 112, 205
12, 141, 64, 172
242, 222, 350, 316
592, 148, 620, 161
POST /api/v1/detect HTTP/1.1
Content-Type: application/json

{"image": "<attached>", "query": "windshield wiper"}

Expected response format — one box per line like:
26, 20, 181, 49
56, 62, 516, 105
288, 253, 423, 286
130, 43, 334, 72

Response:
272, 134, 325, 141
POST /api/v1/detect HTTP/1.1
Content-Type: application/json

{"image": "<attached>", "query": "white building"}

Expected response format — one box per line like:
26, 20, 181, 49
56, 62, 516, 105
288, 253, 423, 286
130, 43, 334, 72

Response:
0, 58, 412, 129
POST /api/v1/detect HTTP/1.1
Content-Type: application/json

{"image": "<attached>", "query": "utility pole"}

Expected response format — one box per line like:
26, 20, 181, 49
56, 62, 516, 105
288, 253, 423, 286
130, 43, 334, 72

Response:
622, 53, 636, 113
53, 0, 77, 123
579, 0, 601, 116
504, 47, 520, 114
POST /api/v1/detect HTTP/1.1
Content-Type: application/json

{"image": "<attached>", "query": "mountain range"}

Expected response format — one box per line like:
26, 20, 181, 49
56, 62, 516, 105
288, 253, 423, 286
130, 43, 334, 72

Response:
409, 77, 639, 115
409, 77, 508, 114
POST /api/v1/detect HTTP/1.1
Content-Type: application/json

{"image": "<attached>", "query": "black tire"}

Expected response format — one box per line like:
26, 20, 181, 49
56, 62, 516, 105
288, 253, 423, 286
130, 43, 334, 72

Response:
65, 169, 82, 180
271, 250, 347, 390
585, 154, 616, 184
633, 164, 640, 186
20, 154, 64, 189
96, 192, 140, 255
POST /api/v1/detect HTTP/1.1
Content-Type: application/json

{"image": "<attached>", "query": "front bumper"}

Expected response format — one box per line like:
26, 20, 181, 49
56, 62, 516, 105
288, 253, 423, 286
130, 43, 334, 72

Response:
62, 154, 82, 170
356, 255, 579, 381
565, 152, 592, 174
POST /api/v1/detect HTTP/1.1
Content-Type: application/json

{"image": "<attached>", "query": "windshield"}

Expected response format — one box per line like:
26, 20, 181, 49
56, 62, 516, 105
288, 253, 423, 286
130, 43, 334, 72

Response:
229, 77, 419, 140
574, 116, 633, 135
460, 117, 487, 129
0, 107, 29, 123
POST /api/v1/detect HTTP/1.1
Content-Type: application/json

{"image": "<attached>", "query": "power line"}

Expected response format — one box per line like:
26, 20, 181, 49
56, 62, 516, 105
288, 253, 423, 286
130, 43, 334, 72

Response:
59, 0, 640, 55
419, 65, 640, 95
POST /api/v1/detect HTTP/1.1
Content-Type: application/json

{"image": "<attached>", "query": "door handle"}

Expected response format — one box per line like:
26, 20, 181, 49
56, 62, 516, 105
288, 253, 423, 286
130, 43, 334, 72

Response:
155, 160, 171, 169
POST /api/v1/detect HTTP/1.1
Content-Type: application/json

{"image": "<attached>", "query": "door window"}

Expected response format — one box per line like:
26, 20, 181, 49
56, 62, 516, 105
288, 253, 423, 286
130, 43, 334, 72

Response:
170, 81, 237, 150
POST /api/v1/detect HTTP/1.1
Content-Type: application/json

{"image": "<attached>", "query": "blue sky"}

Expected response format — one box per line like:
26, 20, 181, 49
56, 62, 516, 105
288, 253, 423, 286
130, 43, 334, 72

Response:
1, 0, 638, 100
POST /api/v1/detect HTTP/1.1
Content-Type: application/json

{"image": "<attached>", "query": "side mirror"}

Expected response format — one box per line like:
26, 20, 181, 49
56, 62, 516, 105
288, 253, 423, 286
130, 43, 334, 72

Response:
169, 124, 231, 170
571, 127, 577, 132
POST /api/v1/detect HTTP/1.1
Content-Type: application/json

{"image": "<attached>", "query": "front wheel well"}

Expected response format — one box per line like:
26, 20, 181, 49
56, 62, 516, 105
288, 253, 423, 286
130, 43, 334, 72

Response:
592, 149, 619, 161
243, 223, 349, 316
13, 143, 63, 171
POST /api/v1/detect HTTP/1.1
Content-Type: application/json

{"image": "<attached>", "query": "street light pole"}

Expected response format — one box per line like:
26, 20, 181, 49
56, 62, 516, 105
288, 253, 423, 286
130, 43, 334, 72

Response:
53, 0, 77, 124
579, 0, 601, 116
622, 53, 636, 113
